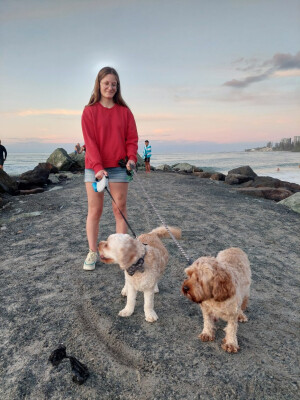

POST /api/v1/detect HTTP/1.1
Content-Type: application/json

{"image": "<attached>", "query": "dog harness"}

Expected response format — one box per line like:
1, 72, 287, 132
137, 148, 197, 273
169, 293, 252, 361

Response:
126, 245, 147, 276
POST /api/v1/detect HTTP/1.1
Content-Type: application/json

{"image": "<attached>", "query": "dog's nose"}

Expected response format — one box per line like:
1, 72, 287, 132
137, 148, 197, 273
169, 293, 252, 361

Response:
183, 285, 189, 293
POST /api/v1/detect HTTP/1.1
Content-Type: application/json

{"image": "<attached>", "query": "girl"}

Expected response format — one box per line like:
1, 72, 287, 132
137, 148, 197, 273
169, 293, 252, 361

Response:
81, 67, 138, 270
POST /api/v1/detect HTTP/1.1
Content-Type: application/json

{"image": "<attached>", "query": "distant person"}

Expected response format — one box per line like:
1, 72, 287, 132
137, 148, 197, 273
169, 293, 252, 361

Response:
81, 66, 138, 271
74, 143, 81, 154
143, 140, 152, 173
80, 144, 86, 154
0, 140, 7, 170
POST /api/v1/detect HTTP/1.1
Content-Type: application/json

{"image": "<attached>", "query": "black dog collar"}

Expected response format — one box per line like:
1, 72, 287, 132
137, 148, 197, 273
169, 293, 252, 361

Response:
126, 245, 147, 276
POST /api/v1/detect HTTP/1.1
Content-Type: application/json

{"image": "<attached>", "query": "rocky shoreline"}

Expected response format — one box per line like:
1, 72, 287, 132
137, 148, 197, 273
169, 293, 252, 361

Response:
1, 147, 299, 213
0, 167, 299, 399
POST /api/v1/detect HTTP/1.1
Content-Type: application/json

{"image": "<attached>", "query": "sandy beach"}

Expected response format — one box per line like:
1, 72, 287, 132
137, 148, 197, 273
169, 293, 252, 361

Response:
0, 171, 299, 399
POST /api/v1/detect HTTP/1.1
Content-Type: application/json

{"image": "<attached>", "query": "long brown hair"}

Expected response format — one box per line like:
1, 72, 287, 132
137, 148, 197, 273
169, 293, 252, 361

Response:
87, 67, 128, 107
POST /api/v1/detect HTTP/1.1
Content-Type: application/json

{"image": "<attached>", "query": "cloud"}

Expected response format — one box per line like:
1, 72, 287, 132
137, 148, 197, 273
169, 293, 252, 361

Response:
266, 51, 300, 70
136, 113, 185, 122
224, 72, 270, 88
17, 109, 81, 117
224, 51, 300, 88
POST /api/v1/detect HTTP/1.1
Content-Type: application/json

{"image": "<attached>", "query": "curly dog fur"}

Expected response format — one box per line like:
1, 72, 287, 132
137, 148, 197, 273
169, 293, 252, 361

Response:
99, 226, 181, 322
182, 248, 251, 353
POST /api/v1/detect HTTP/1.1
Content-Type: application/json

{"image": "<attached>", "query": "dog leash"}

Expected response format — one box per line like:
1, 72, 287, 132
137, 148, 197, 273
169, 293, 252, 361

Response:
104, 187, 138, 239
131, 169, 194, 266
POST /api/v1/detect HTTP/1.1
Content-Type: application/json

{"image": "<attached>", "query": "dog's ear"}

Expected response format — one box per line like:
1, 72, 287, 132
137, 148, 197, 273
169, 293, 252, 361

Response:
184, 266, 194, 277
118, 238, 140, 269
212, 265, 236, 302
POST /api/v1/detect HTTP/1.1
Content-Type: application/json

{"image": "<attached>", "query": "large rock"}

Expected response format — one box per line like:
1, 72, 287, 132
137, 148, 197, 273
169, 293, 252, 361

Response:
172, 163, 195, 173
47, 148, 75, 171
193, 171, 212, 178
0, 169, 18, 195
210, 172, 226, 181
35, 162, 59, 173
278, 192, 300, 213
228, 166, 257, 178
241, 176, 300, 193
225, 174, 254, 185
156, 164, 172, 172
18, 165, 50, 190
68, 153, 85, 170
237, 187, 293, 202
136, 153, 145, 170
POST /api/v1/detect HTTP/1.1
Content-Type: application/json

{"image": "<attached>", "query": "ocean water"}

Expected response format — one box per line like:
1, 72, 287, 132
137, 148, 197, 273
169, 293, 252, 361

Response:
3, 151, 300, 184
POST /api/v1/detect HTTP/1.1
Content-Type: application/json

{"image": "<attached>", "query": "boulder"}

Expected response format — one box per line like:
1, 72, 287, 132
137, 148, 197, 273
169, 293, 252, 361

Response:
228, 166, 257, 178
136, 153, 145, 170
17, 165, 50, 190
225, 174, 254, 185
0, 169, 18, 195
47, 148, 75, 171
156, 164, 172, 172
193, 171, 213, 178
35, 162, 59, 173
68, 153, 85, 170
278, 192, 300, 214
236, 187, 292, 202
172, 163, 195, 173
210, 173, 226, 181
240, 176, 300, 193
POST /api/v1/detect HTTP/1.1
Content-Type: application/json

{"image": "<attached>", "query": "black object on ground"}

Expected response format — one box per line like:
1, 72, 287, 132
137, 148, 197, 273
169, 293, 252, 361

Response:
49, 344, 90, 385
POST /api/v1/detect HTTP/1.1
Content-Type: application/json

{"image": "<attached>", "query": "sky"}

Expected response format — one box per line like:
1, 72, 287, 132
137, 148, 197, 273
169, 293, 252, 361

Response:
0, 0, 299, 154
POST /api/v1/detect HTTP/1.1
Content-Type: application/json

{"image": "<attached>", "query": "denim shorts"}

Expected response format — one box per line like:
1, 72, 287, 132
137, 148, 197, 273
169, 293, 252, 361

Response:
84, 167, 128, 183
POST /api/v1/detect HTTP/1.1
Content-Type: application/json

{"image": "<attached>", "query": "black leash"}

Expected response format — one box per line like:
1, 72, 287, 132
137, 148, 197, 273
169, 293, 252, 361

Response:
105, 187, 137, 239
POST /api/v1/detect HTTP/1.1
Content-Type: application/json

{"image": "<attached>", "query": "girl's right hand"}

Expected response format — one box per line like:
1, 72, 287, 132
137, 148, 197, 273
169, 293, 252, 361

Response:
95, 169, 108, 180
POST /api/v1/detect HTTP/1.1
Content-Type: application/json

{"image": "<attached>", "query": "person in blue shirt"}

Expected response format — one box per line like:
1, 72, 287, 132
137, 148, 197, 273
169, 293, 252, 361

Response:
143, 140, 152, 173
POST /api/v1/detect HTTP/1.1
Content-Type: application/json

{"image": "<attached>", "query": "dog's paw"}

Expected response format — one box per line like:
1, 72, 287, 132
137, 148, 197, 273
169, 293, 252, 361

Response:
121, 286, 127, 297
199, 332, 215, 342
145, 310, 158, 323
118, 308, 133, 317
238, 312, 248, 322
221, 338, 240, 353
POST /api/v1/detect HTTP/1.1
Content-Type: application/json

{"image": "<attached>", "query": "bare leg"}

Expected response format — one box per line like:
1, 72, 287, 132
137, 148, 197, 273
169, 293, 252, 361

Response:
119, 283, 137, 317
85, 183, 104, 251
109, 182, 129, 233
144, 289, 158, 322
199, 305, 215, 341
222, 318, 239, 353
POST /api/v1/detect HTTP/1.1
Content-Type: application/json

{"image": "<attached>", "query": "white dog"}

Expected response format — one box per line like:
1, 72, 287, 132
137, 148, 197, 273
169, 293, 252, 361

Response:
182, 248, 251, 353
99, 226, 181, 322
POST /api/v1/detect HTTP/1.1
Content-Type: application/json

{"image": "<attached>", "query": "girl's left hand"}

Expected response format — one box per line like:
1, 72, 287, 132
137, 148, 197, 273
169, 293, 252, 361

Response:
126, 160, 136, 171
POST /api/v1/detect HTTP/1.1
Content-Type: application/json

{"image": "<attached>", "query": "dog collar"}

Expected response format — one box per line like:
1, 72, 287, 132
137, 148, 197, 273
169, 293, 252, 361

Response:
126, 245, 147, 276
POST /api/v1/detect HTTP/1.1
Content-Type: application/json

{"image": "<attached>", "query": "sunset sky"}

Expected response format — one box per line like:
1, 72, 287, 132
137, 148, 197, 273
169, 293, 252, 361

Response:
1, 0, 299, 153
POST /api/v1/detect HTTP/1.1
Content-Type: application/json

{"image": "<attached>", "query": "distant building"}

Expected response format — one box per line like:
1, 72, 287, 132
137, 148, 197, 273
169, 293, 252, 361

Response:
280, 138, 292, 145
294, 136, 300, 144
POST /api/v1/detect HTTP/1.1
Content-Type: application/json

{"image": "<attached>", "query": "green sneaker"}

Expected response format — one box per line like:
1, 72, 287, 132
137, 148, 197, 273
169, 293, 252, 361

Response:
83, 250, 98, 271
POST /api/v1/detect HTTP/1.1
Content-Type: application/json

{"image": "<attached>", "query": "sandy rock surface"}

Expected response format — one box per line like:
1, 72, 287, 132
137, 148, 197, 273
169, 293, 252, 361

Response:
0, 171, 299, 399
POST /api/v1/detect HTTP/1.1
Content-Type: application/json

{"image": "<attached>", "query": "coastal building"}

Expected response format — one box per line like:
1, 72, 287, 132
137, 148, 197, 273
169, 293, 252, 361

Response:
280, 138, 292, 145
294, 136, 300, 144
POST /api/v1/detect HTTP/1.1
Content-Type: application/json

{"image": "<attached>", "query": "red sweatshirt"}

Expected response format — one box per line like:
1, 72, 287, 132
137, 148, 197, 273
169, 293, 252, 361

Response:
81, 102, 138, 173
